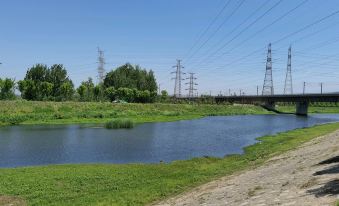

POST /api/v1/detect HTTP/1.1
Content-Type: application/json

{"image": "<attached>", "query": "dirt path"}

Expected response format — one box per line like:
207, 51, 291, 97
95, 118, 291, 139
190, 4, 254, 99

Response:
155, 130, 339, 206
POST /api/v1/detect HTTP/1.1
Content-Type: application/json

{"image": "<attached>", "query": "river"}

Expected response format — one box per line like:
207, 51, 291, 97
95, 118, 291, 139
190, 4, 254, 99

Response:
1, 114, 339, 168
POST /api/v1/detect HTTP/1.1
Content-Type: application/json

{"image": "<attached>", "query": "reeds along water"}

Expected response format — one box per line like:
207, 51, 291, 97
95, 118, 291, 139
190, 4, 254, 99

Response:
105, 118, 135, 129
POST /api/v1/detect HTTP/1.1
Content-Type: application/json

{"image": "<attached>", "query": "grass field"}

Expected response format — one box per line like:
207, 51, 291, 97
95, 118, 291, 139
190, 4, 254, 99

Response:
1, 122, 339, 205
0, 100, 270, 126
2, 101, 339, 127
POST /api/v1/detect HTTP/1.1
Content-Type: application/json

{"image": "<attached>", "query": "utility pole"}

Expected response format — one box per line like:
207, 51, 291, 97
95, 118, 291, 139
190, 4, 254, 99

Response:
262, 43, 274, 95
303, 82, 306, 95
284, 46, 293, 95
185, 73, 198, 98
320, 82, 323, 94
158, 84, 161, 95
239, 89, 242, 96
171, 60, 185, 98
97, 47, 106, 83
228, 89, 231, 96
257, 85, 259, 96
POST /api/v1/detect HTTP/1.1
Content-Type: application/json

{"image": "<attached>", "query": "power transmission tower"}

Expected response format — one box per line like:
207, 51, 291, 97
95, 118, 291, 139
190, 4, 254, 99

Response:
185, 73, 197, 98
284, 46, 293, 94
262, 43, 274, 95
171, 60, 185, 97
97, 47, 106, 83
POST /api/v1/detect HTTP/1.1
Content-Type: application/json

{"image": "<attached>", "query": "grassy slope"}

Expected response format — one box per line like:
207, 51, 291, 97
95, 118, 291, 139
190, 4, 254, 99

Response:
1, 123, 339, 205
277, 105, 339, 114
0, 100, 270, 126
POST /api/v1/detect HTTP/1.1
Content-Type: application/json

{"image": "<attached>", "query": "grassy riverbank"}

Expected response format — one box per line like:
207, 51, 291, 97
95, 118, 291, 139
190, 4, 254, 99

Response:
0, 100, 270, 126
1, 123, 339, 205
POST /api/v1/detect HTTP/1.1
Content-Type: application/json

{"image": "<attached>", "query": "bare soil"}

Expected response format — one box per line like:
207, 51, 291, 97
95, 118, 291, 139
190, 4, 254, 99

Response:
0, 196, 26, 206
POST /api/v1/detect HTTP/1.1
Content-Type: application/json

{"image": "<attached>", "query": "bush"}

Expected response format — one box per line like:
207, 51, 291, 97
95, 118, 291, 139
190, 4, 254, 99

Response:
105, 118, 134, 129
3, 115, 28, 125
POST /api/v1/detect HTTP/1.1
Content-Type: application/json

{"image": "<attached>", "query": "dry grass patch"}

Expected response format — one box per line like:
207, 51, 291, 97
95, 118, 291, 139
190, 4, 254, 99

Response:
0, 195, 26, 206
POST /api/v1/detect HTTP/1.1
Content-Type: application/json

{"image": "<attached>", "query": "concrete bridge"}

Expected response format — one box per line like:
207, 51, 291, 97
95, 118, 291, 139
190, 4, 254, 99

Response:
182, 94, 339, 116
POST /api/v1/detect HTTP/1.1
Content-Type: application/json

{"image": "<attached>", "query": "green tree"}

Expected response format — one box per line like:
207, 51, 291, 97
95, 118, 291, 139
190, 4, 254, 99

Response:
47, 64, 74, 100
18, 64, 74, 101
104, 63, 157, 92
93, 84, 105, 101
60, 82, 74, 101
160, 90, 169, 102
104, 87, 116, 102
0, 78, 16, 100
77, 78, 95, 101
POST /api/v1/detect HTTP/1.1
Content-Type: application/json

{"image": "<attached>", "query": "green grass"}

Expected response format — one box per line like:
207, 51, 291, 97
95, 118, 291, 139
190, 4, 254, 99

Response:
105, 118, 134, 129
0, 100, 270, 126
278, 104, 339, 114
1, 122, 339, 205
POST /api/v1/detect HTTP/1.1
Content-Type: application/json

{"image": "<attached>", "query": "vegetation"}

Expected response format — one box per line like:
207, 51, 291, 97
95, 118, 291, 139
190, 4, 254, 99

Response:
277, 104, 339, 114
1, 122, 339, 205
18, 64, 75, 101
104, 63, 157, 92
0, 100, 270, 126
105, 118, 134, 129
0, 78, 15, 100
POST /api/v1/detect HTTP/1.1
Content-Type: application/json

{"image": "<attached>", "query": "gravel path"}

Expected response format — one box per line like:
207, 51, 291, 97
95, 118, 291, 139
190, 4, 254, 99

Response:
155, 130, 339, 206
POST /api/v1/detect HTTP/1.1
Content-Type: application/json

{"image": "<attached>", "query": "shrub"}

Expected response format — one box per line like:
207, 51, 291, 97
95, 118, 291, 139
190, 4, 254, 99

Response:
105, 118, 134, 129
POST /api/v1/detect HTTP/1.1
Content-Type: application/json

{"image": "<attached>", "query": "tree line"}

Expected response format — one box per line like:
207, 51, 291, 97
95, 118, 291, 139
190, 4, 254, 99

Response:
0, 63, 166, 103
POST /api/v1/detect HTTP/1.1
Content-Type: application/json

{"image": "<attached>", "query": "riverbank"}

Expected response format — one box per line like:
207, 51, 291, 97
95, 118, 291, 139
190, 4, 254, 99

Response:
0, 100, 270, 126
1, 122, 339, 205
1, 100, 339, 126
156, 124, 339, 206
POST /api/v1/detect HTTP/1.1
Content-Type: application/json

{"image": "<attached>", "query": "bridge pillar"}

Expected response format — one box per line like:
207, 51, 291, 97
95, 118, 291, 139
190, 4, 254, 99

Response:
264, 101, 275, 111
296, 101, 309, 116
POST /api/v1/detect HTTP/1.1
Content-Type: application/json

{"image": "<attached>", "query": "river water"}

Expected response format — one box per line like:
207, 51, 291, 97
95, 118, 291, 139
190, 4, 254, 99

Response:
1, 114, 339, 168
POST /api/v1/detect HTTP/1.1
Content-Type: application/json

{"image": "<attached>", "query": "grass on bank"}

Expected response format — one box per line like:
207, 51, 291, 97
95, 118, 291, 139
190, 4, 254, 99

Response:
105, 118, 134, 129
1, 123, 339, 206
0, 100, 270, 126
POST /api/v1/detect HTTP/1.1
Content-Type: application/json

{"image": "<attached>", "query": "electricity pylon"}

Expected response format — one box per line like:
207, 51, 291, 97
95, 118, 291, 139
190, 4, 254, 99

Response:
262, 43, 274, 95
171, 60, 185, 97
284, 46, 293, 94
185, 73, 197, 98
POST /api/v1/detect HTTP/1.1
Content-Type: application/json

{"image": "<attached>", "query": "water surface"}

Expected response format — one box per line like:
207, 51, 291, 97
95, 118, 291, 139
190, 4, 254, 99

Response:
1, 114, 339, 168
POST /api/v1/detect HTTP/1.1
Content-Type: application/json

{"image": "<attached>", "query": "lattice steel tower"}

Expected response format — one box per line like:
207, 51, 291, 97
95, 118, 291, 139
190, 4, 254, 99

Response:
171, 60, 185, 97
284, 46, 293, 94
186, 73, 197, 98
97, 47, 106, 83
262, 43, 274, 95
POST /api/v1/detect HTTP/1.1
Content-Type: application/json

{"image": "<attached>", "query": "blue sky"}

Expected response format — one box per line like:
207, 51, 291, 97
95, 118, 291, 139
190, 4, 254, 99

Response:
1, 0, 339, 95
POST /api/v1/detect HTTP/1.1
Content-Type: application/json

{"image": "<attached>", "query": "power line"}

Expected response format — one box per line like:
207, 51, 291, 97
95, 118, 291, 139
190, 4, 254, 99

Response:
191, 0, 285, 67
183, 0, 232, 60
188, 0, 270, 65
184, 0, 246, 63
191, 0, 308, 69
214, 8, 339, 71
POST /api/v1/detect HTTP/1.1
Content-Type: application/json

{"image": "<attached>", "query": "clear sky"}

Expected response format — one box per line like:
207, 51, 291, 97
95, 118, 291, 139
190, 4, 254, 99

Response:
1, 0, 339, 95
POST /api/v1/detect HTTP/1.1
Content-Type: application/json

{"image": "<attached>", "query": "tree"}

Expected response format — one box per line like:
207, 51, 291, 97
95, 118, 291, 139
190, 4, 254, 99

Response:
104, 87, 116, 102
93, 84, 105, 101
47, 64, 73, 100
76, 78, 95, 101
0, 78, 16, 100
160, 90, 169, 102
60, 82, 74, 101
104, 63, 158, 92
18, 64, 74, 101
